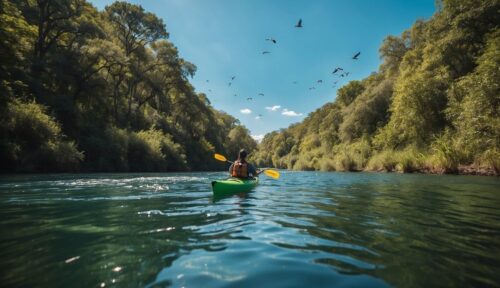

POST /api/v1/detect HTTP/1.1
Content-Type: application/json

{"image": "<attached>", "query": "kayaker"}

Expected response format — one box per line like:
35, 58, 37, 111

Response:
229, 149, 260, 178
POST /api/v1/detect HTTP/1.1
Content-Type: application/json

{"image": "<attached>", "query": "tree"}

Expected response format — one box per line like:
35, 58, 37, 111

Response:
105, 1, 167, 56
336, 80, 364, 107
0, 0, 255, 173
447, 30, 500, 158
252, 0, 500, 174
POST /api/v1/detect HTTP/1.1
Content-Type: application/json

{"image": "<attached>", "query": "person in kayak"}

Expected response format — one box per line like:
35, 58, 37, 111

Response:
229, 149, 260, 178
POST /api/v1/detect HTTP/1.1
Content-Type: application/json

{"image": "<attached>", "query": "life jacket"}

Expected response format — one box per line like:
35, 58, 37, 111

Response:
231, 160, 248, 178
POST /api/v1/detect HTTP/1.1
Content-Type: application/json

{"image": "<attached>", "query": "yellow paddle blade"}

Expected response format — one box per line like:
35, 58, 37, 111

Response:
263, 169, 280, 179
214, 153, 227, 162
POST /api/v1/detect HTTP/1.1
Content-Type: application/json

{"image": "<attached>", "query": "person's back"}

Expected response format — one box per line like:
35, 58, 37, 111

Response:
229, 149, 258, 178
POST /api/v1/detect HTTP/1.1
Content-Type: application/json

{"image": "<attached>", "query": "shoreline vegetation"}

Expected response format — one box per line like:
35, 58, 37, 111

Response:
0, 0, 256, 173
1, 0, 498, 176
251, 0, 499, 177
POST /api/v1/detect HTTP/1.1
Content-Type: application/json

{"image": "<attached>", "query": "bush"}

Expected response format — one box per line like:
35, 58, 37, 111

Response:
334, 150, 356, 171
331, 140, 371, 171
318, 158, 336, 171
426, 133, 463, 174
128, 130, 166, 171
129, 128, 187, 171
476, 148, 500, 175
45, 141, 83, 171
292, 155, 315, 171
366, 150, 397, 172
0, 101, 83, 172
395, 147, 424, 173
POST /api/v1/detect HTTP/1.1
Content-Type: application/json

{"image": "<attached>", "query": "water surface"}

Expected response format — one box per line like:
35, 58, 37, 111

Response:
1, 172, 499, 287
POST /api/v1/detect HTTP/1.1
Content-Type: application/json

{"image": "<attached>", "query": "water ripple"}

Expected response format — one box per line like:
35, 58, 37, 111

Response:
0, 172, 499, 288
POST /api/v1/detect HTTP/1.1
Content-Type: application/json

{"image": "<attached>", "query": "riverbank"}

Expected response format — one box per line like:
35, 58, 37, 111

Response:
367, 165, 498, 176
252, 145, 499, 177
1, 164, 497, 176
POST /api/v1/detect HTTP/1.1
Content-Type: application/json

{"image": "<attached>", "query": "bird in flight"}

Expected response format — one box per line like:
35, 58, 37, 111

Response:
332, 67, 343, 74
233, 94, 238, 97
295, 19, 303, 28
206, 80, 209, 82
247, 97, 253, 100
265, 38, 277, 44
345, 72, 350, 76
262, 51, 271, 54
231, 76, 236, 80
352, 52, 361, 59
317, 80, 323, 84
228, 82, 232, 86
309, 87, 316, 90
258, 93, 264, 96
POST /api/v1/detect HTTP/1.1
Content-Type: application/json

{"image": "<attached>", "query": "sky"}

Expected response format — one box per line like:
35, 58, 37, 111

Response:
89, 0, 436, 141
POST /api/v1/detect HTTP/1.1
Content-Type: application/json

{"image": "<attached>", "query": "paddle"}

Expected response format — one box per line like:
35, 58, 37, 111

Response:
214, 153, 280, 179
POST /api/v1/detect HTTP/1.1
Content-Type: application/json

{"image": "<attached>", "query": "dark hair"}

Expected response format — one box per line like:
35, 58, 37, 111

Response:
238, 149, 247, 160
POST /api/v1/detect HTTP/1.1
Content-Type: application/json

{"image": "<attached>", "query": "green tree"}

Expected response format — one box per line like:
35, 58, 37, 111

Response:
336, 80, 364, 107
447, 30, 500, 159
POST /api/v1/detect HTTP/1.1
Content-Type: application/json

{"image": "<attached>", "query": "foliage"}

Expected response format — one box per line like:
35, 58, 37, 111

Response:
476, 148, 500, 174
227, 126, 257, 160
0, 0, 255, 172
395, 147, 424, 173
426, 131, 464, 173
446, 30, 500, 161
253, 0, 500, 175
0, 101, 83, 172
128, 129, 186, 171
336, 80, 364, 107
365, 150, 397, 172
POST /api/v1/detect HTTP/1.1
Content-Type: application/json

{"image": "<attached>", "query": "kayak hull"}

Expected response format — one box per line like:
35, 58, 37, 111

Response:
212, 177, 259, 194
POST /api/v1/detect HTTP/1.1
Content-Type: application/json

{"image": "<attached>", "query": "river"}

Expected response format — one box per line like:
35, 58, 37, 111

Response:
1, 172, 499, 287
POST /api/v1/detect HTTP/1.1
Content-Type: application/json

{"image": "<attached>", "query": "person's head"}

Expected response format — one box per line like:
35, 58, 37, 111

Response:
238, 149, 248, 161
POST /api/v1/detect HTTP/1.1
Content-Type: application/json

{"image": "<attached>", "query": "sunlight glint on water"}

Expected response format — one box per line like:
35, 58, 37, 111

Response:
1, 172, 499, 287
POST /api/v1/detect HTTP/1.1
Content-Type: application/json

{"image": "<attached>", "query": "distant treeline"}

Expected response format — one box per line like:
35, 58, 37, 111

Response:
252, 0, 499, 175
0, 0, 256, 172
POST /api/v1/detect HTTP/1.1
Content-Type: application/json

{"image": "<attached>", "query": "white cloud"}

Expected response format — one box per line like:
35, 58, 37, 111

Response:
255, 116, 261, 120
251, 134, 264, 143
240, 108, 252, 114
265, 105, 281, 111
282, 109, 303, 117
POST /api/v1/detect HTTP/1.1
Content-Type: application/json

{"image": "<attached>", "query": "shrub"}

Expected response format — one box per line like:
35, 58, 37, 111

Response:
293, 156, 314, 171
427, 132, 463, 174
395, 147, 424, 173
129, 128, 187, 171
366, 150, 397, 172
0, 101, 83, 172
476, 148, 500, 175
319, 157, 336, 171
334, 150, 356, 171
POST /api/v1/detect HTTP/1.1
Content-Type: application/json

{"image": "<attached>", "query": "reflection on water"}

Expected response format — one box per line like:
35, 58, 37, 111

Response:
0, 172, 499, 287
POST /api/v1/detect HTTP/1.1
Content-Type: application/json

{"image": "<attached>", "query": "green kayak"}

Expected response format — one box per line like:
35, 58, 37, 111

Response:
211, 177, 259, 194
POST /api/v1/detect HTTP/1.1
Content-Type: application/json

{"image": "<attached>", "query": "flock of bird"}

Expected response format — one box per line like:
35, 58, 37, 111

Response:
203, 18, 361, 118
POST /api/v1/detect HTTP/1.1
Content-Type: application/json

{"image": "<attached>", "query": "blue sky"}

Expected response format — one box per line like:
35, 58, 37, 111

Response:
89, 0, 436, 141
